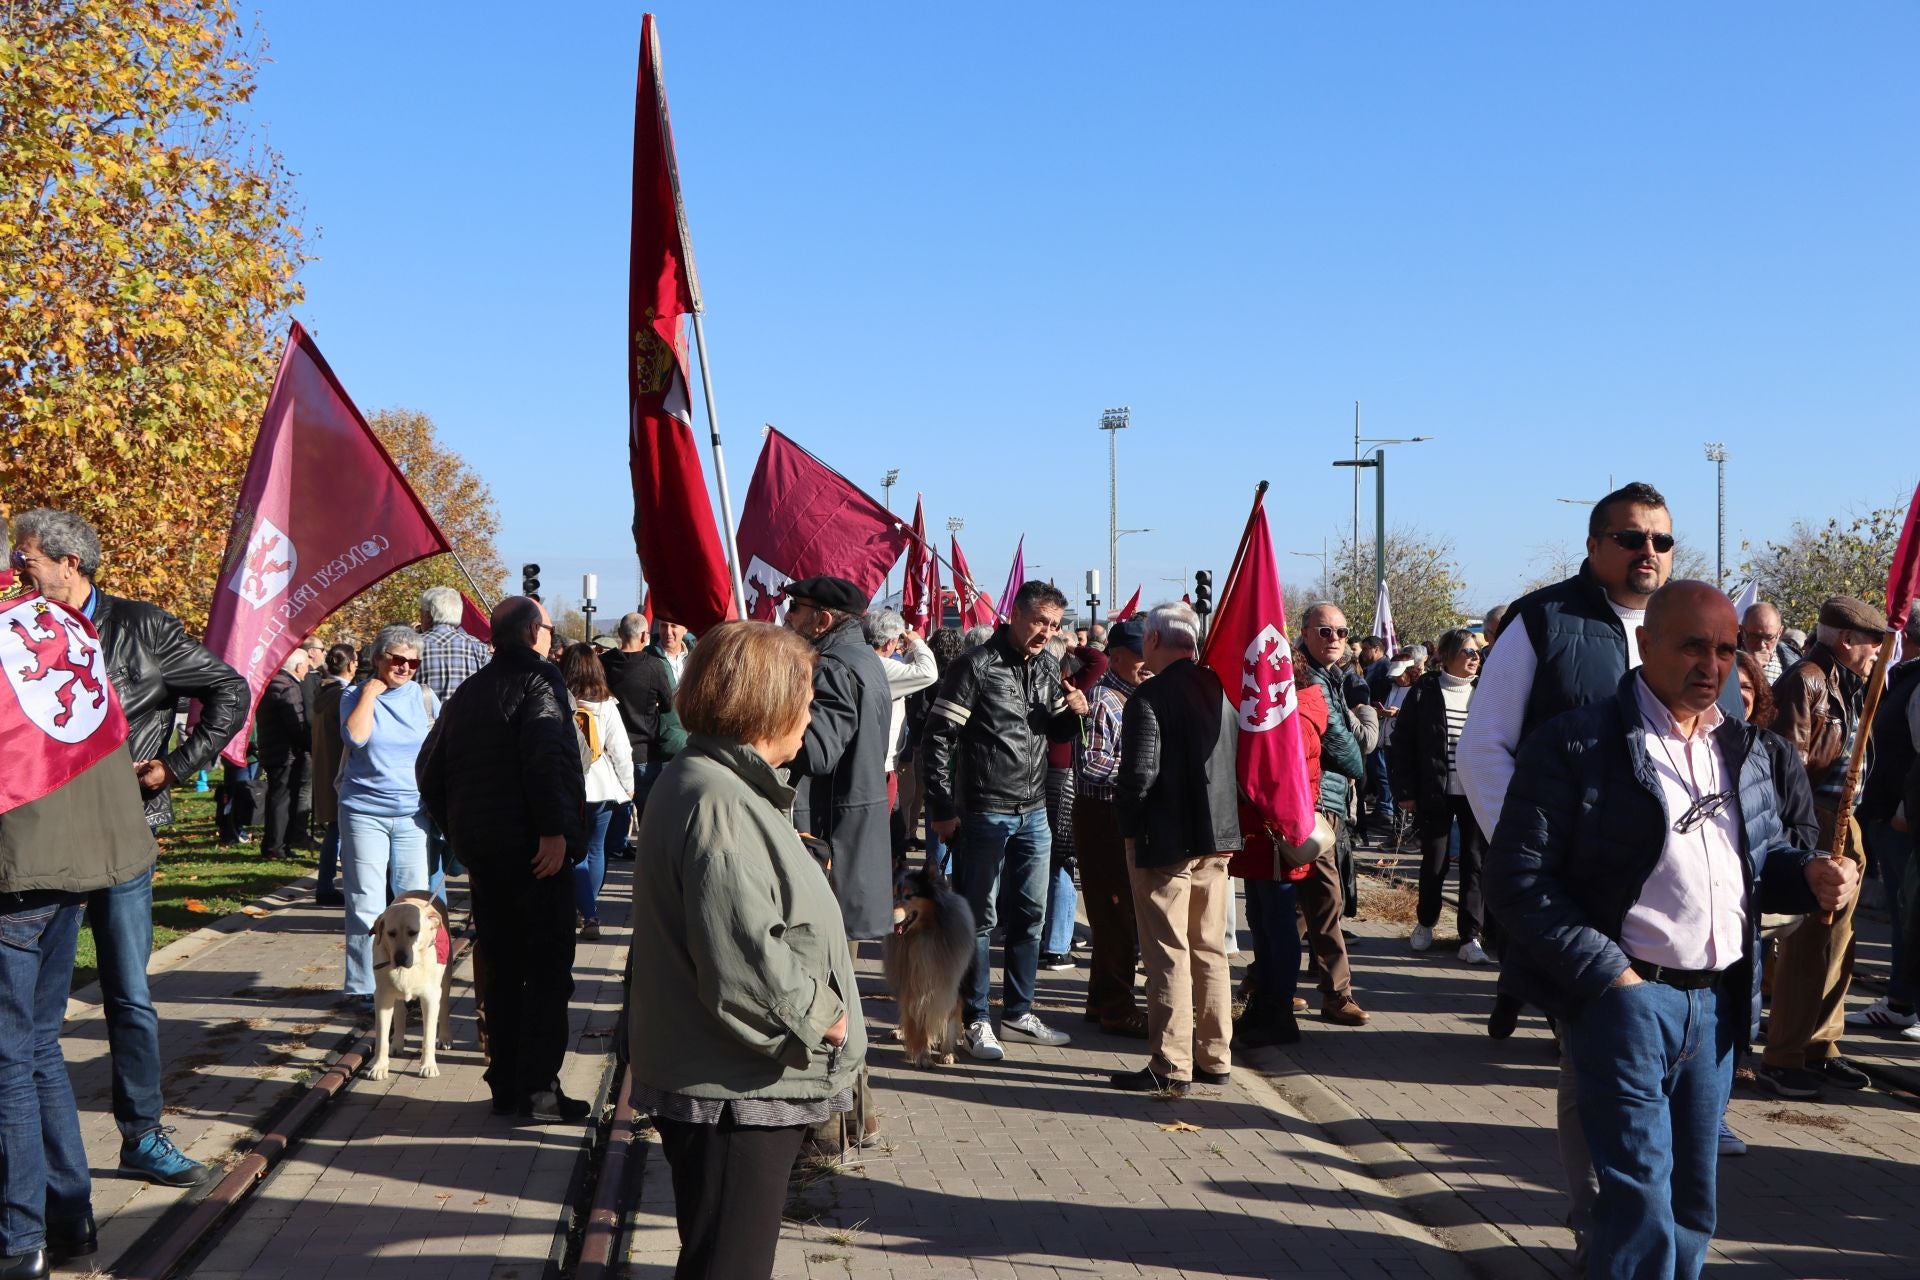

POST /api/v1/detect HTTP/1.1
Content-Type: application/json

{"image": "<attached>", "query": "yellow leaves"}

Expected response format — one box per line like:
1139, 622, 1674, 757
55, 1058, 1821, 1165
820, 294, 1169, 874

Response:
1158, 1120, 1204, 1133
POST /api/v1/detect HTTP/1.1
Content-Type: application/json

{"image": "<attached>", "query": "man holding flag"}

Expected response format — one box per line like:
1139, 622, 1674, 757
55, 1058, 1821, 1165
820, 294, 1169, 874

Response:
1, 518, 168, 1274
10, 508, 247, 1189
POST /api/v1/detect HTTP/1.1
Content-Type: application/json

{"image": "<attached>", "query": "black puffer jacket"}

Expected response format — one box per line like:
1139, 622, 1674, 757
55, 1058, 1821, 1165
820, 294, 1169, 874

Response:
92, 589, 249, 827
1388, 672, 1472, 838
1114, 658, 1243, 869
921, 626, 1078, 821
258, 670, 310, 760
417, 644, 585, 869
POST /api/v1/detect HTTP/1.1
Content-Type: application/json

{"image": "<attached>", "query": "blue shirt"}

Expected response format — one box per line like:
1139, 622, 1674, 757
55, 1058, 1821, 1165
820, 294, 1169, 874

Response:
337, 680, 439, 816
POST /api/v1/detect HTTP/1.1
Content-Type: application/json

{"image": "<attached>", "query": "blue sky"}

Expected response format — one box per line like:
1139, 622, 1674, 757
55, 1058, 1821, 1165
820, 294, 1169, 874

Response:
250, 2, 1916, 619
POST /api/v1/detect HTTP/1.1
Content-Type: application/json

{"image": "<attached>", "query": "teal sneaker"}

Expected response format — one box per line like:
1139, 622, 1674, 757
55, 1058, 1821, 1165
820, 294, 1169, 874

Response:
120, 1128, 210, 1187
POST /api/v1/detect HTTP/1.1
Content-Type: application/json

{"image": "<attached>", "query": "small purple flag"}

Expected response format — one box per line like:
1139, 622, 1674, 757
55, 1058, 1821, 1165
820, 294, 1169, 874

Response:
995, 535, 1026, 621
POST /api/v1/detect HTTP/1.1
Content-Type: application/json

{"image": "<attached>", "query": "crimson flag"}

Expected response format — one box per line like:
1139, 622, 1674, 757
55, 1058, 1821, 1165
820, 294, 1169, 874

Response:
902, 496, 933, 635
927, 527, 945, 632
0, 594, 131, 814
995, 535, 1026, 621
459, 593, 493, 644
628, 12, 735, 634
1200, 483, 1317, 848
1111, 585, 1142, 622
203, 323, 452, 765
950, 536, 998, 629
735, 428, 912, 620
1887, 482, 1920, 633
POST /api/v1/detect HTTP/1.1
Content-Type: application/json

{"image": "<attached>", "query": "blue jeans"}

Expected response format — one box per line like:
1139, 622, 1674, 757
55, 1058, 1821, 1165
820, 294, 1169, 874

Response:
953, 809, 1050, 1025
423, 822, 454, 902
1866, 819, 1910, 1005
1042, 866, 1077, 955
1564, 977, 1735, 1280
573, 801, 616, 922
1242, 878, 1301, 1025
85, 868, 165, 1142
925, 825, 951, 876
1366, 749, 1393, 815
0, 893, 90, 1255
340, 808, 431, 995
318, 821, 340, 892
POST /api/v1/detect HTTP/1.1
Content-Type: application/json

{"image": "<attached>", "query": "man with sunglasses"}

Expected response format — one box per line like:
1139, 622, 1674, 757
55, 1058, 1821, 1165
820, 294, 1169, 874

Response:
1456, 481, 1741, 1259
1293, 603, 1373, 1026
1759, 595, 1889, 1099
1486, 580, 1854, 1279
9, 508, 248, 1190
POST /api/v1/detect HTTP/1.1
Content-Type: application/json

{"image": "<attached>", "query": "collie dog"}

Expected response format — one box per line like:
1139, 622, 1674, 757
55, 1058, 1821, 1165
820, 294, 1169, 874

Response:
882, 866, 975, 1068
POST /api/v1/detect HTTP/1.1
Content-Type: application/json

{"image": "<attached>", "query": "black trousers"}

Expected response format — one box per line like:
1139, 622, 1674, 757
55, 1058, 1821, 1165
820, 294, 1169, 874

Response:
656, 1114, 808, 1280
260, 749, 310, 856
1415, 795, 1486, 939
468, 857, 575, 1101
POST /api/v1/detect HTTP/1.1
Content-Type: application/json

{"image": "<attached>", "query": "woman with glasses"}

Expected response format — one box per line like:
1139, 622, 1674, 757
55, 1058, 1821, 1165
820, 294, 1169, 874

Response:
1389, 628, 1493, 963
337, 623, 439, 1005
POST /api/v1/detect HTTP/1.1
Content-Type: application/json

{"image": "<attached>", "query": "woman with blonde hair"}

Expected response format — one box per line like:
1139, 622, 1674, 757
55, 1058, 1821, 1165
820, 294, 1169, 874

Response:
627, 622, 865, 1280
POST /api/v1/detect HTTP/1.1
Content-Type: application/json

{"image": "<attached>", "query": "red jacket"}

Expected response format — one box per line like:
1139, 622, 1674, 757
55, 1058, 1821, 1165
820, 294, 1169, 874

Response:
1228, 678, 1328, 883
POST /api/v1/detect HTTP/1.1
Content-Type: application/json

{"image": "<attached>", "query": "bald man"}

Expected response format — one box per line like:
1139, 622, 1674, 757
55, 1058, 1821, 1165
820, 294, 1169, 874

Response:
1740, 601, 1788, 683
1486, 581, 1856, 1279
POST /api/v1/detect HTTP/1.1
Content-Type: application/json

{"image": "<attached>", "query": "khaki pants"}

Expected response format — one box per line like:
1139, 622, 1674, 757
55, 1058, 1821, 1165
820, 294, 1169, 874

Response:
1127, 848, 1233, 1079
1763, 809, 1862, 1068
1295, 823, 1354, 1004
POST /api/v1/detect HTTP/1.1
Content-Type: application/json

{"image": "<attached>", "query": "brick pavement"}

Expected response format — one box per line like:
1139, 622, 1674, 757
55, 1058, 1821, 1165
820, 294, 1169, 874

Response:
71, 862, 630, 1277
623, 868, 1920, 1280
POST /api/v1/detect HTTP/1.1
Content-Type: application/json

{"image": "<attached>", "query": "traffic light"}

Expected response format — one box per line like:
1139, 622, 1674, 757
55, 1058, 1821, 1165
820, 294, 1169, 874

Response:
1193, 569, 1213, 616
522, 563, 541, 600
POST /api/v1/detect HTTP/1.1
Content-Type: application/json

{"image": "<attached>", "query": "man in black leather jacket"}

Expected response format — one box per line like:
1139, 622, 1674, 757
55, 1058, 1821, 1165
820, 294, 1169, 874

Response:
418, 595, 588, 1122
11, 508, 247, 1189
1109, 602, 1242, 1095
922, 581, 1088, 1061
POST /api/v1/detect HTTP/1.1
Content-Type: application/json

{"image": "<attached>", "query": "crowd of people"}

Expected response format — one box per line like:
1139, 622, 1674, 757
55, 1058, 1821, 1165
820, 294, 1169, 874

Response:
3, 479, 1916, 1280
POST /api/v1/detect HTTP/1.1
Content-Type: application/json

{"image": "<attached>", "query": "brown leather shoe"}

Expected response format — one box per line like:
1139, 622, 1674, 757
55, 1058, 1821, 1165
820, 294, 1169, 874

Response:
1321, 997, 1370, 1026
1292, 997, 1309, 1013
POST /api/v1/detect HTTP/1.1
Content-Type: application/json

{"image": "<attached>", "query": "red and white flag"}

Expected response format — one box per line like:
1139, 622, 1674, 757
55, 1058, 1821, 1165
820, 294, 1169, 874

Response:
901, 496, 933, 635
1887, 482, 1920, 634
1111, 585, 1142, 622
949, 536, 998, 630
459, 593, 493, 645
628, 12, 736, 633
0, 594, 131, 813
1200, 483, 1316, 848
203, 323, 452, 765
734, 428, 912, 620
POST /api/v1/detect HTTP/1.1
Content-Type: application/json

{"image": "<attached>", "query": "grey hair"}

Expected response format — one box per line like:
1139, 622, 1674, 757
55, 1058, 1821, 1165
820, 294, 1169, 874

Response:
12, 508, 101, 578
419, 585, 462, 625
1301, 600, 1345, 629
1044, 633, 1071, 660
1144, 601, 1201, 653
1815, 622, 1850, 648
864, 609, 907, 649
282, 650, 309, 674
963, 624, 995, 647
371, 624, 424, 659
616, 611, 649, 644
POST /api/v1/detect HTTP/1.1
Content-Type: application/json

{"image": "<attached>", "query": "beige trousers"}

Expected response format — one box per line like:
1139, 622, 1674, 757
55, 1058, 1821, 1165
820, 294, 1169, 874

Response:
1127, 848, 1233, 1079
1763, 810, 1862, 1068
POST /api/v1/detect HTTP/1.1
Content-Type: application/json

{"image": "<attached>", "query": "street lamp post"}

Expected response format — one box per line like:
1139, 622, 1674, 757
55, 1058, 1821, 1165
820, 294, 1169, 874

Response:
1703, 443, 1728, 587
1114, 527, 1149, 596
881, 468, 900, 600
1100, 407, 1130, 610
1333, 437, 1429, 604
1343, 408, 1431, 594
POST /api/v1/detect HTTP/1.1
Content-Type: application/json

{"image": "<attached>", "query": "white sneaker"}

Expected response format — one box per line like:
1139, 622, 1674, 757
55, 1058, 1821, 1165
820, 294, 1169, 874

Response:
1458, 938, 1491, 965
1410, 925, 1434, 952
1901, 1023, 1920, 1043
963, 1020, 1004, 1061
1844, 998, 1918, 1031
1000, 1012, 1071, 1047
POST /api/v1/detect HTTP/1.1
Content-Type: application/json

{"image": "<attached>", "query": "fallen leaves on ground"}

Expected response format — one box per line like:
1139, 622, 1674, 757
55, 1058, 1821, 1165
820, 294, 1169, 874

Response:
1158, 1120, 1203, 1133
241, 905, 272, 918
184, 899, 210, 914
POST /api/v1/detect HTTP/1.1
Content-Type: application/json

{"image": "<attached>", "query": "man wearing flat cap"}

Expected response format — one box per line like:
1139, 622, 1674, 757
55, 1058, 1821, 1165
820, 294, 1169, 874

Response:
782, 576, 894, 942
1758, 594, 1888, 1100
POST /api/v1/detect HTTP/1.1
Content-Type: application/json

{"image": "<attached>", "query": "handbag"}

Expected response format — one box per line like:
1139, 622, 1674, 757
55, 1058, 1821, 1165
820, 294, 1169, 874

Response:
1274, 811, 1336, 872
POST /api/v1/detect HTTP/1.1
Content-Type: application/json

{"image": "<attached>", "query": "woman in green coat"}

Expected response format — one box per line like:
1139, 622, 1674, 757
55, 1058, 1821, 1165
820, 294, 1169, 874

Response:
628, 621, 866, 1280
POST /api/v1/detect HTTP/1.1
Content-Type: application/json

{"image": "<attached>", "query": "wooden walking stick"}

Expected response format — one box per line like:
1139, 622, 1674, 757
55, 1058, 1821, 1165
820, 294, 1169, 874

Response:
1817, 632, 1898, 924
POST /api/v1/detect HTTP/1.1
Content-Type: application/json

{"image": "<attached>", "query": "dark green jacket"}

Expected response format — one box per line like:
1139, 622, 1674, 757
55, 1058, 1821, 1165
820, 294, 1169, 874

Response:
1, 746, 156, 894
628, 734, 866, 1101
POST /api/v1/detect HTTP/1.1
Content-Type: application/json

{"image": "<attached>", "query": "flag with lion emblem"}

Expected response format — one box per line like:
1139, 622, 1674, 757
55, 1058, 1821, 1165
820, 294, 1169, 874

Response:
627, 12, 736, 633
0, 593, 130, 813
1200, 482, 1316, 848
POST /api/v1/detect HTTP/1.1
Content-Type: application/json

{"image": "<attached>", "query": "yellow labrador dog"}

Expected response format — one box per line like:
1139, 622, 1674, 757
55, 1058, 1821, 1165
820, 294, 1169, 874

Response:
367, 891, 455, 1080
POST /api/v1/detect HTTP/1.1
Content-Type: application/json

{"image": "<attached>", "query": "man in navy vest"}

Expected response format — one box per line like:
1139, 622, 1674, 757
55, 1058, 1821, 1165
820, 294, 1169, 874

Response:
1486, 580, 1852, 1279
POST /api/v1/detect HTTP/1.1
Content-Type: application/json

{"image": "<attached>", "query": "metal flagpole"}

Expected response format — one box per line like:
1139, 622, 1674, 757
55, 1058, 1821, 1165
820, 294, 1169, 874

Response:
689, 311, 749, 617
444, 547, 496, 610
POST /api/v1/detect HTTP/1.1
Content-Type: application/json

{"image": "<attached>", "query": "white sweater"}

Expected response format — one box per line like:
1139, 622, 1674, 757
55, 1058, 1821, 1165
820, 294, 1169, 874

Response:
573, 696, 636, 803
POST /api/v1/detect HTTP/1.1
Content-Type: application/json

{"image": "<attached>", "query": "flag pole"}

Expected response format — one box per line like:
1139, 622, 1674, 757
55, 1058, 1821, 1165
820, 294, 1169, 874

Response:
689, 311, 749, 617
445, 548, 495, 612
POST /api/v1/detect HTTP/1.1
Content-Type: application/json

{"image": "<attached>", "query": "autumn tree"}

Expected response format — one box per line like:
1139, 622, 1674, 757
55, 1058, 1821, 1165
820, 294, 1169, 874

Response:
1301, 528, 1469, 649
315, 409, 508, 645
0, 0, 308, 631
1741, 500, 1910, 635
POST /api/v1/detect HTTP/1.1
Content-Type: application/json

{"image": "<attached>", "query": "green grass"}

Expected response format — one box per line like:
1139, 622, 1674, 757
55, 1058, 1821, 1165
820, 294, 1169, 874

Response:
73, 788, 318, 989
